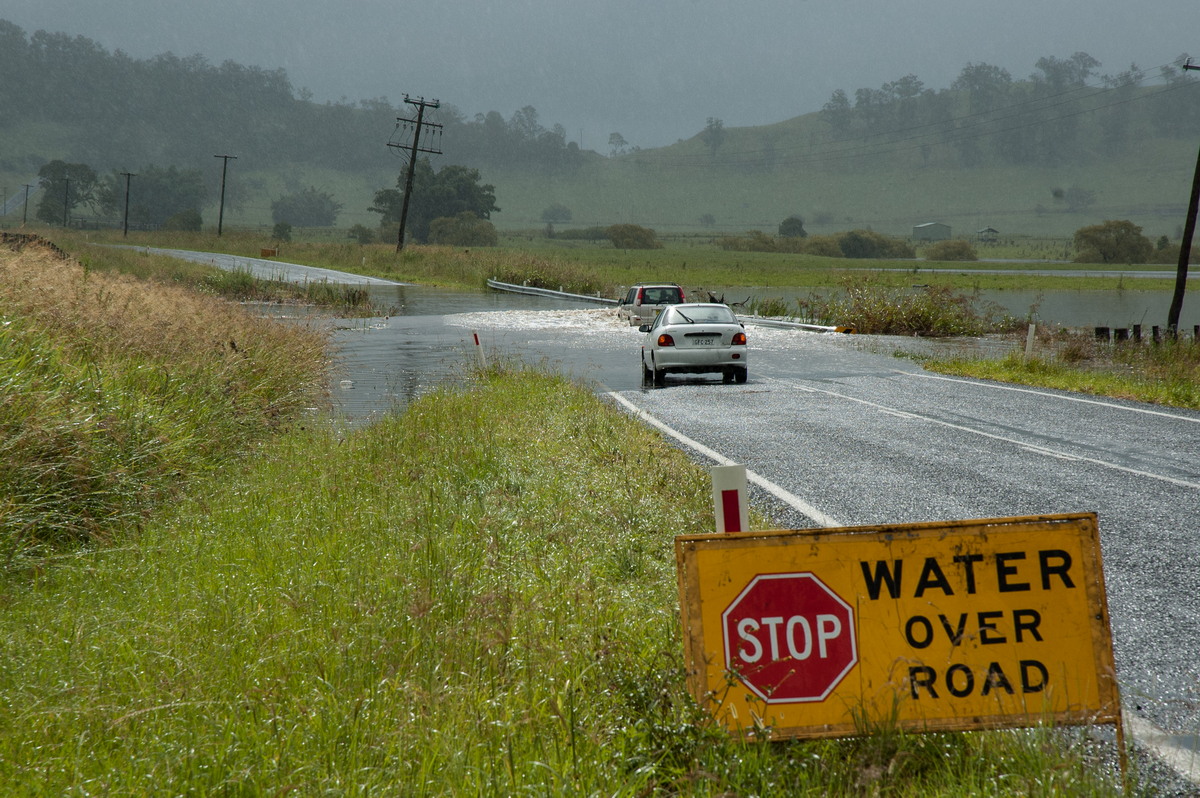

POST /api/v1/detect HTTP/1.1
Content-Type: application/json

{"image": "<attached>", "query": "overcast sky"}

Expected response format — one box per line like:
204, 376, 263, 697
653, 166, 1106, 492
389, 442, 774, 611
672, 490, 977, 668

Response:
5, 0, 1197, 150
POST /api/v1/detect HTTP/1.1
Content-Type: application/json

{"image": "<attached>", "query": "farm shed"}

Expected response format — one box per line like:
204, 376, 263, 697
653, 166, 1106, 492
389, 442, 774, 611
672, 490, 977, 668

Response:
912, 222, 951, 241
977, 227, 999, 241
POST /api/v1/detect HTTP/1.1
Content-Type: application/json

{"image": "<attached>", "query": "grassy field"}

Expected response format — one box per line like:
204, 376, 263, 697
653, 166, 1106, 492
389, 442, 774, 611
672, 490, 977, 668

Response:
0, 234, 1140, 794
54, 227, 1187, 297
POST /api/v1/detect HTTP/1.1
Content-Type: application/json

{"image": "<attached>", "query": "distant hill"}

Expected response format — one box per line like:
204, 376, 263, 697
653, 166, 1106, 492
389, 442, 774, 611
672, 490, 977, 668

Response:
3, 18, 1198, 239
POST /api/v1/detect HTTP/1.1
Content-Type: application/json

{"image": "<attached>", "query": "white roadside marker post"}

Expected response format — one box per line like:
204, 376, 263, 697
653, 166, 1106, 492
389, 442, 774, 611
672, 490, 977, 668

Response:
710, 464, 749, 534
472, 330, 488, 369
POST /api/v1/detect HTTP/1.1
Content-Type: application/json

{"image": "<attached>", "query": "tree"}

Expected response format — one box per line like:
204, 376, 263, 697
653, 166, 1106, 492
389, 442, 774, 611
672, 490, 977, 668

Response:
837, 229, 914, 259
1073, 220, 1153, 264
608, 132, 629, 157
1052, 186, 1097, 214
605, 224, 661, 250
821, 89, 852, 139
700, 117, 725, 158
428, 212, 498, 246
36, 160, 98, 225
778, 215, 807, 238
271, 187, 342, 227
540, 203, 572, 236
370, 159, 499, 244
348, 224, 375, 244
163, 209, 202, 231
97, 165, 205, 227
923, 240, 978, 262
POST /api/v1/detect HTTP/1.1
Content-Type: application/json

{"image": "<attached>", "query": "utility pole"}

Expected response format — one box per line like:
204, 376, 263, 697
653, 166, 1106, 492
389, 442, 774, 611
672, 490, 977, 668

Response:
214, 154, 237, 236
62, 178, 70, 227
387, 95, 442, 252
1168, 60, 1200, 335
22, 184, 32, 226
120, 171, 136, 238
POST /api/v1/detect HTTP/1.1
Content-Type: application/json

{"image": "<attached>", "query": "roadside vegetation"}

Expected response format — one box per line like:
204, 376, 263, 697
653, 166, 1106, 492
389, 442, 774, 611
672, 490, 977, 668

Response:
923, 333, 1200, 409
0, 238, 327, 556
0, 234, 1137, 794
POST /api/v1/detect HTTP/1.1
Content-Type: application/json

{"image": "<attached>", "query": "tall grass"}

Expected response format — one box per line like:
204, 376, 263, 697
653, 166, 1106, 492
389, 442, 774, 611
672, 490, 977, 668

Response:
0, 365, 1128, 795
0, 242, 327, 556
794, 276, 1021, 336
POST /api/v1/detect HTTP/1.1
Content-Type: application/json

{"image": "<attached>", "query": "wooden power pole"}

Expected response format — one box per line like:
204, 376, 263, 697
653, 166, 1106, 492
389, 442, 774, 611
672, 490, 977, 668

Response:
214, 154, 237, 237
1168, 60, 1200, 334
387, 95, 443, 252
120, 172, 136, 238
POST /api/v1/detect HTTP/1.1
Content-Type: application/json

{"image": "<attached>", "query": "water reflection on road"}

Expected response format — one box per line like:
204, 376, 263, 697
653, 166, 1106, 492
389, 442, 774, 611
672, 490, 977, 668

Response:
281, 284, 637, 424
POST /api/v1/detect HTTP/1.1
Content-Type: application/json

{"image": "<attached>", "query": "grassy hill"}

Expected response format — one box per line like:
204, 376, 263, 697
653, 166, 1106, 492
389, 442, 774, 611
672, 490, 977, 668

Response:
5, 109, 1194, 243
484, 121, 1197, 241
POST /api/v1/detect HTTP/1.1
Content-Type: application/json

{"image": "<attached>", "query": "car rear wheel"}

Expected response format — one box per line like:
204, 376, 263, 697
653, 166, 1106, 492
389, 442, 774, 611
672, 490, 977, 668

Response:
734, 367, 748, 384
653, 364, 666, 387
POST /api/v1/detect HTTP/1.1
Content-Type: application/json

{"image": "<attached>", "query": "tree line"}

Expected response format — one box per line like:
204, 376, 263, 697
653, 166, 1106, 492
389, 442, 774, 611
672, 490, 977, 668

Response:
0, 19, 592, 179
819, 53, 1200, 169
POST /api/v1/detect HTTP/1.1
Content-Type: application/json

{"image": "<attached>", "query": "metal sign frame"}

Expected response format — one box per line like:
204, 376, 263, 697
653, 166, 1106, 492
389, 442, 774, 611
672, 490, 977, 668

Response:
675, 513, 1120, 742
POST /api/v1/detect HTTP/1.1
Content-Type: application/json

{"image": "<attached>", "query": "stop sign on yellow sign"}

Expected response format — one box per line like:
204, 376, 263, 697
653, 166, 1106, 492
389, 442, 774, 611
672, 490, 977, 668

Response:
674, 513, 1119, 740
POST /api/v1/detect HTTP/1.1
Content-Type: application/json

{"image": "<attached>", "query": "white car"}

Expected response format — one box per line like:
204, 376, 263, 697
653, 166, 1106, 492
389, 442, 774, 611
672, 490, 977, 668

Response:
640, 303, 748, 387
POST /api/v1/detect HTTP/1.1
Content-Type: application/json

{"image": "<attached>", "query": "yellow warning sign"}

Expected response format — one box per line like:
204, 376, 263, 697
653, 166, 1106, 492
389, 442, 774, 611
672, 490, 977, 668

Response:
675, 513, 1119, 740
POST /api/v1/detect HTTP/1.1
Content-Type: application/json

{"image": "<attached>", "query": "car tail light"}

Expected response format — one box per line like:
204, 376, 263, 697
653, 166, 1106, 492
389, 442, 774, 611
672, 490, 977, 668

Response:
657, 333, 675, 347
636, 287, 645, 305
732, 331, 747, 345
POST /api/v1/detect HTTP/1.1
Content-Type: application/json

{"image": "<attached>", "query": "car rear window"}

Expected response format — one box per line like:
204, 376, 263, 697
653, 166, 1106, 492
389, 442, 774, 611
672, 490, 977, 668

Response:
668, 306, 736, 324
643, 287, 682, 304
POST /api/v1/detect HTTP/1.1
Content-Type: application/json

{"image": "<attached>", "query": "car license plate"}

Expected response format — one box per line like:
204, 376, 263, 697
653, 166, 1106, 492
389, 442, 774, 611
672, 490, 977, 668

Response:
692, 337, 716, 346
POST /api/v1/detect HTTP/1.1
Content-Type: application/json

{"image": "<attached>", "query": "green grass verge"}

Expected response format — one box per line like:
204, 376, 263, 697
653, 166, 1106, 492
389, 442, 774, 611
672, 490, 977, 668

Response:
0, 365, 1129, 795
923, 338, 1200, 410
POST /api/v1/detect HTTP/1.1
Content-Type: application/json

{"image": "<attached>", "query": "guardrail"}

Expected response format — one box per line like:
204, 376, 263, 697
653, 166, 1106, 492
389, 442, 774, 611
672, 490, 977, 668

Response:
486, 278, 618, 305
486, 278, 853, 333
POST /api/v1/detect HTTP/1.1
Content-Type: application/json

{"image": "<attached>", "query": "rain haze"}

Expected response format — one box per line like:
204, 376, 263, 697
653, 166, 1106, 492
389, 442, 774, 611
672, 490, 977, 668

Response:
4, 0, 1196, 151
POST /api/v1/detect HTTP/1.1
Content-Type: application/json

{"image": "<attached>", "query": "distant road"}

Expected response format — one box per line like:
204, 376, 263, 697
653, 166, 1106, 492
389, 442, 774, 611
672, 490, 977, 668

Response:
109, 245, 408, 286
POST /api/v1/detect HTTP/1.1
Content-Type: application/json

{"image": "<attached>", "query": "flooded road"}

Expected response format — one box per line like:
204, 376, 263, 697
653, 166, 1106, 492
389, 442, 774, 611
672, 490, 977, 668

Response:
310, 284, 638, 423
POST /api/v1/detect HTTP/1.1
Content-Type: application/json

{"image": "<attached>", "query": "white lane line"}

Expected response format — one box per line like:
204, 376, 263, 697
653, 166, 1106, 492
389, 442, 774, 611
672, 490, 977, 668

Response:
609, 386, 1198, 788
899, 370, 1200, 424
1123, 712, 1200, 786
605, 392, 842, 528
799, 384, 1200, 490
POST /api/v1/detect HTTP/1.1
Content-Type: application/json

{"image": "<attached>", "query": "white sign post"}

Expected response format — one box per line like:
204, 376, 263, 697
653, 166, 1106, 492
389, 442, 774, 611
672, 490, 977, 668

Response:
710, 464, 749, 534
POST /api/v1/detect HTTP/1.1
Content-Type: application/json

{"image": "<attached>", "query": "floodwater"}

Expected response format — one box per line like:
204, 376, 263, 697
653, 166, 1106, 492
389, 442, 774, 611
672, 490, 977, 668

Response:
264, 284, 625, 423
723, 285, 1199, 330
